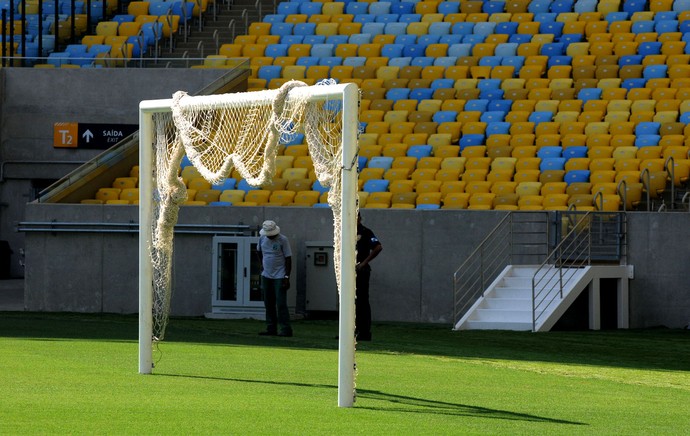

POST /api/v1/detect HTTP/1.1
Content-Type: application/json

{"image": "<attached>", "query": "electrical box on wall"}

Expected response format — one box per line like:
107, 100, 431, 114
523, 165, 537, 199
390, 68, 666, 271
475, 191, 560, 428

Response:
305, 241, 337, 312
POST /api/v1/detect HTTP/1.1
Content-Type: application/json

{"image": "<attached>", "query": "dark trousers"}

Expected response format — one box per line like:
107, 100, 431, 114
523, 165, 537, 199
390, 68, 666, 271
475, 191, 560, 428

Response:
355, 268, 371, 338
261, 276, 291, 335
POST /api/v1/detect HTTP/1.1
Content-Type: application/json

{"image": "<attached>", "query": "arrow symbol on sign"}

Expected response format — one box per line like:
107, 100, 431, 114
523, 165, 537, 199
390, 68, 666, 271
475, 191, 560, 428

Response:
83, 129, 94, 143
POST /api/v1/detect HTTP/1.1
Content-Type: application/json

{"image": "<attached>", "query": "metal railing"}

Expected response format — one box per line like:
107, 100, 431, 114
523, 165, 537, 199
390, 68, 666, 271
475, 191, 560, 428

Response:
452, 212, 550, 327
453, 211, 627, 330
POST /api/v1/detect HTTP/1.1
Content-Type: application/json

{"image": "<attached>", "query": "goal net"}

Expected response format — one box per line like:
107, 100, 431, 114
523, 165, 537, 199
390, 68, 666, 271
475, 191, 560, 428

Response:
138, 80, 360, 407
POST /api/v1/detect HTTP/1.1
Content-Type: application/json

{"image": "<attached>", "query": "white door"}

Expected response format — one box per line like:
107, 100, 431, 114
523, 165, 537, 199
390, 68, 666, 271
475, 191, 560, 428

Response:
211, 236, 263, 313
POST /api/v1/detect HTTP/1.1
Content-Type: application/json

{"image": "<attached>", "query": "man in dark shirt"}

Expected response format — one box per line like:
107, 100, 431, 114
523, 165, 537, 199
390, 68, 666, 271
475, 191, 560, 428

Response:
355, 213, 383, 341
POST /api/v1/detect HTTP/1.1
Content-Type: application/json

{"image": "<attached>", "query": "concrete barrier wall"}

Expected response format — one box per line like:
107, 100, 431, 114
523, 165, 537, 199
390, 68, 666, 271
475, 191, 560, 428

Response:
22, 204, 690, 328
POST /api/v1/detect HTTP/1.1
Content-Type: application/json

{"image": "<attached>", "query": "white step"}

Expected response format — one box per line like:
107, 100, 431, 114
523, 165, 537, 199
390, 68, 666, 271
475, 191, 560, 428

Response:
492, 287, 531, 299
471, 308, 532, 322
463, 320, 532, 331
482, 297, 532, 310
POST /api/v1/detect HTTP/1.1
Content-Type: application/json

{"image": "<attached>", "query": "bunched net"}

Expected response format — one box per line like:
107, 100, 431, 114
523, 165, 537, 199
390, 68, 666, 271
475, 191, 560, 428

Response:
149, 80, 350, 341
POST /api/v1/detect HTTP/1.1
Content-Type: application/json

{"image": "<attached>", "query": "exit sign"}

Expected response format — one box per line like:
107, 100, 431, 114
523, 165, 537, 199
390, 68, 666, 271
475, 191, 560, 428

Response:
54, 122, 137, 149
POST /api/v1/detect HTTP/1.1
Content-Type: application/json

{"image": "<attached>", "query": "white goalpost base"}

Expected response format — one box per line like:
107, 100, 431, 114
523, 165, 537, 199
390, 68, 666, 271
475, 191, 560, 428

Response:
138, 83, 359, 408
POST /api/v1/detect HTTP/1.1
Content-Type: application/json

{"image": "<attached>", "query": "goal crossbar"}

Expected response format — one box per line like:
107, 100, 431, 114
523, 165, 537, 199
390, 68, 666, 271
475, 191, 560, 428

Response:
138, 83, 359, 408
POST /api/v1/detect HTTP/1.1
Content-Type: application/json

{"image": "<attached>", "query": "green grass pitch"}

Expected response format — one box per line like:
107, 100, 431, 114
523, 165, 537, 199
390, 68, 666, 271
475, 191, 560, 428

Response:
1, 313, 689, 434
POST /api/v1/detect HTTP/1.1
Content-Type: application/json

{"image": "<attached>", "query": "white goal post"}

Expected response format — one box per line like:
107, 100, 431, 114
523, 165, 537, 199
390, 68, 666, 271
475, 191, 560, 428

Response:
138, 82, 360, 408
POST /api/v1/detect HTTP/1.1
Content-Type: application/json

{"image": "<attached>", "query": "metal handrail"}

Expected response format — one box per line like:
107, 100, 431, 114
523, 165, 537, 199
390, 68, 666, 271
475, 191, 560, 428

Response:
452, 212, 550, 327
664, 156, 675, 210
531, 211, 592, 331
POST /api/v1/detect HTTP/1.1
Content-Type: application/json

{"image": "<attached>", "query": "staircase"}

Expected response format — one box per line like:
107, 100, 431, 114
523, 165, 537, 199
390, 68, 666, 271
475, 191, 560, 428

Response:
455, 264, 630, 332
156, 0, 277, 66
453, 211, 631, 332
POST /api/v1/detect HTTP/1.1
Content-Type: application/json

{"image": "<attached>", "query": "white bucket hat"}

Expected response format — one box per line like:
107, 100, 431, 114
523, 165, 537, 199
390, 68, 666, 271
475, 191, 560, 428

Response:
260, 220, 280, 237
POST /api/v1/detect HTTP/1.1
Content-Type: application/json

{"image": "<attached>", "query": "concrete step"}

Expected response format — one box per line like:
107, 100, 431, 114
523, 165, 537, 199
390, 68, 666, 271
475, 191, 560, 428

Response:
463, 320, 532, 331
492, 287, 532, 299
482, 297, 532, 310
471, 308, 532, 322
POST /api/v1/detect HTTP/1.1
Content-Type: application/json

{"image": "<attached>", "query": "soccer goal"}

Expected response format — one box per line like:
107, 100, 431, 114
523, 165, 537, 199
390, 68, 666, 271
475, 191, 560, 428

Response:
138, 80, 360, 407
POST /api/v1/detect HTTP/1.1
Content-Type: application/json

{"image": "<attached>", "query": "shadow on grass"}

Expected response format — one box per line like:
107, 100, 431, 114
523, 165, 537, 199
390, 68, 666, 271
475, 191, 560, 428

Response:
158, 373, 585, 426
1, 313, 689, 374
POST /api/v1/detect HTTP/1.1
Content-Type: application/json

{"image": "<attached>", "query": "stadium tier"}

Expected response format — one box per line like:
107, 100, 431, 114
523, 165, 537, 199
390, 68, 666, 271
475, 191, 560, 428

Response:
67, 0, 690, 209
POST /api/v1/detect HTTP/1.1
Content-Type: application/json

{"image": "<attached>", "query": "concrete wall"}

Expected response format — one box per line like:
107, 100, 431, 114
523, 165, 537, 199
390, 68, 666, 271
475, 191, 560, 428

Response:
22, 203, 690, 328
0, 68, 230, 278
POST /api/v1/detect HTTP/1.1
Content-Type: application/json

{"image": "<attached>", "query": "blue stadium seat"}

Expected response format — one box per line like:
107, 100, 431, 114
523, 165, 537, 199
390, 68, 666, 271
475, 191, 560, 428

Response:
439, 34, 464, 45
389, 57, 412, 67
560, 34, 583, 46
480, 111, 506, 123
296, 57, 319, 67
488, 100, 512, 113
385, 22, 408, 35
479, 56, 503, 68
478, 78, 501, 91
540, 158, 566, 171
528, 0, 552, 13
303, 35, 325, 45
483, 1, 505, 14
411, 57, 434, 67
541, 42, 564, 56
495, 22, 519, 35
407, 145, 433, 160
438, 1, 460, 14
300, 1, 322, 16
363, 179, 390, 193
473, 22, 496, 37
399, 13, 422, 23
529, 111, 554, 124
368, 156, 394, 170
636, 122, 661, 136
417, 34, 441, 46
368, 1, 391, 15
390, 1, 414, 14
638, 42, 662, 56
431, 78, 455, 90
485, 122, 511, 135
605, 12, 629, 23
326, 35, 348, 45
680, 20, 690, 34
562, 146, 588, 160
635, 136, 661, 147
212, 178, 237, 191
480, 89, 504, 101
459, 134, 485, 149
409, 88, 434, 100
319, 57, 342, 67
434, 57, 458, 67
452, 22, 475, 36
623, 0, 646, 13
549, 0, 574, 13
578, 88, 602, 103
277, 2, 300, 15
502, 55, 525, 72
680, 112, 690, 124
674, 0, 690, 12
312, 180, 330, 194
258, 65, 282, 82
537, 146, 563, 158
433, 111, 458, 123
349, 33, 371, 45
464, 99, 489, 112
574, 0, 597, 13
619, 55, 644, 66
345, 1, 369, 15
263, 14, 285, 23
548, 56, 572, 68
238, 179, 260, 192
429, 22, 452, 35
448, 43, 472, 57
655, 12, 678, 21
540, 21, 564, 38
376, 14, 400, 23
463, 34, 486, 45
416, 203, 441, 210
643, 65, 668, 79
343, 57, 366, 66
509, 34, 532, 44
271, 23, 294, 36
564, 170, 590, 184
495, 43, 518, 57
310, 43, 334, 58
395, 34, 417, 45
535, 13, 557, 23
631, 20, 655, 34
403, 44, 427, 58
362, 22, 385, 35
353, 14, 376, 24
622, 78, 647, 90
655, 20, 679, 34
382, 44, 404, 58
386, 88, 411, 101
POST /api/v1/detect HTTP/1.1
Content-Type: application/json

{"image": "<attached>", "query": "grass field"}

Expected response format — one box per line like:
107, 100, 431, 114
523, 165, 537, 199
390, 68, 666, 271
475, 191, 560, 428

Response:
1, 313, 689, 435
